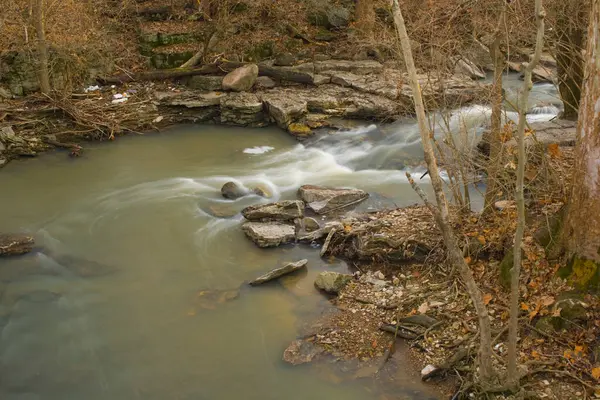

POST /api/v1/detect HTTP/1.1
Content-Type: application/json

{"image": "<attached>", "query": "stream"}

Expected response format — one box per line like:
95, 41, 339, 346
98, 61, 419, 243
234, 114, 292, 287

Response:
0, 75, 561, 400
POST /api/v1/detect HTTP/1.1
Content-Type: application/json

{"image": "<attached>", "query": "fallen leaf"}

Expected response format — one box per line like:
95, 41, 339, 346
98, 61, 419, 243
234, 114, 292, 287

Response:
464, 256, 472, 265
418, 302, 430, 314
541, 296, 555, 306
531, 350, 541, 359
372, 339, 378, 349
592, 366, 600, 381
574, 345, 585, 355
483, 293, 493, 305
521, 302, 530, 311
548, 143, 561, 158
344, 225, 352, 233
477, 235, 486, 245
552, 307, 562, 317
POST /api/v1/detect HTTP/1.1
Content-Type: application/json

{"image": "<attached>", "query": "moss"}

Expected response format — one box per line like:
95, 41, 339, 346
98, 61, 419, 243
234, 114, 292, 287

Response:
245, 41, 275, 62
288, 123, 312, 137
568, 257, 600, 290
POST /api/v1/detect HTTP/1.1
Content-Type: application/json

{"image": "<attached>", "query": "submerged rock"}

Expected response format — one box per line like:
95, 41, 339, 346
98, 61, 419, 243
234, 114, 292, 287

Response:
222, 64, 259, 92
221, 181, 248, 199
242, 222, 296, 247
192, 288, 240, 311
0, 234, 35, 256
314, 271, 352, 294
298, 185, 369, 214
242, 200, 304, 221
249, 259, 308, 285
206, 204, 239, 218
283, 339, 325, 365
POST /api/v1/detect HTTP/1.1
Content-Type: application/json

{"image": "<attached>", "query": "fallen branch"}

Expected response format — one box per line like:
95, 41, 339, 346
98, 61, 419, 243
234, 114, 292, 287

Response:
98, 62, 316, 85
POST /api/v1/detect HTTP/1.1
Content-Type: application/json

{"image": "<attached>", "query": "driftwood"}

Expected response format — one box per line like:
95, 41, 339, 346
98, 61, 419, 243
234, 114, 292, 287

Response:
97, 62, 315, 85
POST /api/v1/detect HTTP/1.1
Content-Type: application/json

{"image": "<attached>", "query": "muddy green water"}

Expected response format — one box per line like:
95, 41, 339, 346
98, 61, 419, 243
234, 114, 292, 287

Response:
0, 76, 560, 399
0, 126, 442, 400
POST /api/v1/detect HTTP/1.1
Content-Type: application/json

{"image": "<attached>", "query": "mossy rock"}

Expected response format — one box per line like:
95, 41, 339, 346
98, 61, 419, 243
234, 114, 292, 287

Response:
534, 316, 560, 335
288, 123, 313, 137
558, 256, 600, 292
150, 51, 196, 69
245, 41, 275, 62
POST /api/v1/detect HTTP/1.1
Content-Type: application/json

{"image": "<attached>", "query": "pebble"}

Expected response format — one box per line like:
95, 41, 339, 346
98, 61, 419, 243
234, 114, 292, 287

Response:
421, 364, 437, 377
374, 271, 385, 280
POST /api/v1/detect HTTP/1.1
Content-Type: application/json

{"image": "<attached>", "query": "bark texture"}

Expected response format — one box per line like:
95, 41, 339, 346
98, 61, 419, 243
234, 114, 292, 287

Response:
563, 0, 600, 288
391, 0, 496, 385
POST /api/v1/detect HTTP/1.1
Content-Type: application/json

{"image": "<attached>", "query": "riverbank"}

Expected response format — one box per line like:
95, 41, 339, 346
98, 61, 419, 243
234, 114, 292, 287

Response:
0, 58, 491, 168
256, 145, 599, 399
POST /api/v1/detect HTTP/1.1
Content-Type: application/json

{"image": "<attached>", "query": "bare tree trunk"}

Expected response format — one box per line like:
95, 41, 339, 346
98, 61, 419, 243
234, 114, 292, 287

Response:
483, 7, 507, 212
507, 0, 545, 387
555, 0, 586, 120
391, 0, 496, 385
562, 0, 600, 284
32, 0, 51, 95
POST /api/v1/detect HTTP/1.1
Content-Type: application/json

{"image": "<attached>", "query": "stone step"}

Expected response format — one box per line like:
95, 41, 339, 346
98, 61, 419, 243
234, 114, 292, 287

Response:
148, 43, 200, 69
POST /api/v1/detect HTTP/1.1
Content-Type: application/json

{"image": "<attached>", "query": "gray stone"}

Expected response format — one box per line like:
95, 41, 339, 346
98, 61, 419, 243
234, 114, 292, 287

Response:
222, 64, 259, 92
221, 181, 248, 199
298, 221, 343, 241
314, 60, 384, 75
454, 58, 486, 80
311, 74, 331, 86
187, 75, 223, 91
274, 53, 296, 67
242, 200, 304, 221
263, 94, 308, 128
249, 259, 308, 285
314, 271, 352, 294
242, 222, 296, 247
255, 76, 276, 89
308, 5, 350, 29
155, 91, 226, 107
0, 234, 35, 256
220, 92, 265, 126
298, 185, 369, 214
303, 217, 320, 232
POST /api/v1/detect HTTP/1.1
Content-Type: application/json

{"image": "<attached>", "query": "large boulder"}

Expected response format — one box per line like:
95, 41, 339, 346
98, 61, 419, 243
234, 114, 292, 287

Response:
222, 64, 259, 92
0, 234, 35, 256
221, 181, 248, 199
308, 5, 350, 29
314, 271, 352, 294
242, 222, 296, 247
298, 185, 369, 214
242, 200, 304, 221
220, 92, 265, 126
249, 259, 308, 285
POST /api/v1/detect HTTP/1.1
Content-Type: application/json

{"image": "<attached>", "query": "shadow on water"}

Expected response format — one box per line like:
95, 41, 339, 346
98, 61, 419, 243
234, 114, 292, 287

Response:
0, 75, 559, 400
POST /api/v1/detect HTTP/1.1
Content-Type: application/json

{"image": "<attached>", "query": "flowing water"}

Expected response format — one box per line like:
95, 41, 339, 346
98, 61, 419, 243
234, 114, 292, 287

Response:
0, 76, 561, 400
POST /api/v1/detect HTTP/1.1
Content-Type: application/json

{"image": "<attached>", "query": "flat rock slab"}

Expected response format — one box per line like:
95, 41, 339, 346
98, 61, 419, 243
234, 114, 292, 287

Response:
0, 234, 34, 256
249, 259, 308, 286
242, 200, 304, 221
242, 221, 296, 248
298, 185, 369, 214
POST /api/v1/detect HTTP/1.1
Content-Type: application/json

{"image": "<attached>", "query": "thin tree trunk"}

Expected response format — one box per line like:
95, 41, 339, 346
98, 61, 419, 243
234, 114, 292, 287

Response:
483, 7, 507, 212
562, 0, 600, 281
32, 0, 51, 94
507, 0, 545, 387
391, 0, 496, 385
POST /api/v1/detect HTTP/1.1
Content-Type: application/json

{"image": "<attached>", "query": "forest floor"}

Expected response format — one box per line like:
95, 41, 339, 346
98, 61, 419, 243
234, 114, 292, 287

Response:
286, 146, 600, 399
